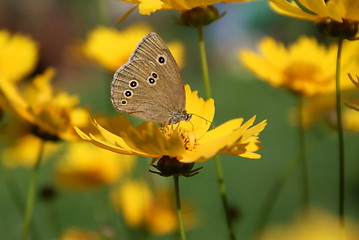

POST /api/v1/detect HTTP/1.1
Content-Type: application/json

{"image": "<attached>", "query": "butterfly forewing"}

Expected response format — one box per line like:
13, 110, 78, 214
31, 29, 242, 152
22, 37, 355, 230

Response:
111, 32, 187, 124
129, 33, 185, 106
112, 59, 179, 122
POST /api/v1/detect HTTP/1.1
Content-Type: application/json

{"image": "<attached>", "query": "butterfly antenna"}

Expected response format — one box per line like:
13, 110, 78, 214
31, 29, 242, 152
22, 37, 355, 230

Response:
190, 113, 216, 128
188, 119, 195, 131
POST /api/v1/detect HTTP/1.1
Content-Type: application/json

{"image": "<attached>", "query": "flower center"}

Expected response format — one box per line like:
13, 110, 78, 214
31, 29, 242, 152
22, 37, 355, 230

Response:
181, 131, 197, 151
283, 61, 331, 94
163, 126, 198, 151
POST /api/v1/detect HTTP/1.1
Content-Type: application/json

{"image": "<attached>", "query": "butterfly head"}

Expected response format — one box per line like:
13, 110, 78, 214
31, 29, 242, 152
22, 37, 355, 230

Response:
167, 109, 192, 126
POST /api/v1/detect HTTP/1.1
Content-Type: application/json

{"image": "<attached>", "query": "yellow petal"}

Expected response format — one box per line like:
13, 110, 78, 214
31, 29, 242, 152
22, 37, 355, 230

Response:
179, 116, 266, 162
76, 115, 187, 158
0, 76, 35, 123
83, 23, 153, 71
54, 142, 135, 190
181, 84, 214, 138
2, 134, 58, 168
75, 126, 153, 157
59, 228, 100, 240
269, 0, 318, 21
167, 41, 185, 69
0, 30, 38, 82
179, 118, 247, 162
299, 0, 330, 18
111, 180, 153, 226
138, 0, 164, 15
240, 36, 359, 97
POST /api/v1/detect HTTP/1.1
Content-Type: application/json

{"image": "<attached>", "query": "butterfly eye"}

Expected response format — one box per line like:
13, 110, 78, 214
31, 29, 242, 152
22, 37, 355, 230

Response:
124, 90, 133, 98
157, 55, 166, 65
129, 80, 138, 89
151, 72, 158, 78
121, 100, 127, 105
148, 77, 156, 85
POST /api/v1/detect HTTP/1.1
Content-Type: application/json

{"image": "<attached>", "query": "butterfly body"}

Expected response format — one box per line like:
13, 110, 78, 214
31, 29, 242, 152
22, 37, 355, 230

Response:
111, 32, 191, 125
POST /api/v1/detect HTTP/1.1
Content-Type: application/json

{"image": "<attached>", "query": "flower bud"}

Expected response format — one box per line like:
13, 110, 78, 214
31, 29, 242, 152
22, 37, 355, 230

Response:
150, 156, 202, 177
178, 6, 225, 28
39, 185, 57, 202
317, 18, 358, 40
31, 125, 60, 142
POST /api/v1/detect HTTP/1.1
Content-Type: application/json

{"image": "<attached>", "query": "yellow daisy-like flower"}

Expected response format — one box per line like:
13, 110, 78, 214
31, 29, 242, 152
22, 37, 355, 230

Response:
75, 85, 267, 164
83, 23, 184, 72
54, 142, 135, 190
0, 119, 59, 168
346, 73, 359, 112
293, 91, 359, 131
111, 180, 153, 227
342, 109, 359, 132
110, 180, 195, 235
59, 228, 101, 240
0, 29, 38, 82
2, 134, 58, 168
259, 210, 359, 240
270, 0, 359, 23
121, 0, 252, 15
0, 68, 90, 141
239, 36, 359, 98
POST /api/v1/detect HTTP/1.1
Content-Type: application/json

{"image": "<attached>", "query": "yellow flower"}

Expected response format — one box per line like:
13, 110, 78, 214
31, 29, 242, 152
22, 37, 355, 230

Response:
0, 68, 90, 140
59, 228, 101, 240
0, 120, 59, 168
0, 29, 38, 82
2, 135, 57, 168
259, 210, 359, 240
346, 74, 359, 112
110, 180, 195, 235
54, 142, 135, 190
239, 36, 359, 98
122, 0, 253, 15
111, 180, 153, 227
144, 189, 196, 235
75, 85, 267, 163
270, 0, 359, 23
294, 92, 359, 131
342, 109, 359, 132
83, 23, 185, 72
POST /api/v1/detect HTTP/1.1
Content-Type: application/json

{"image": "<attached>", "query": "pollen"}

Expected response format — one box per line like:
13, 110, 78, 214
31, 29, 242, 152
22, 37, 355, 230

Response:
181, 132, 197, 151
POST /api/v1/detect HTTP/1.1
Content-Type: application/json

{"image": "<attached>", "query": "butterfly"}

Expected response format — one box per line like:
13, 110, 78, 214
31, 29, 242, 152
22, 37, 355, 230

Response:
111, 32, 191, 125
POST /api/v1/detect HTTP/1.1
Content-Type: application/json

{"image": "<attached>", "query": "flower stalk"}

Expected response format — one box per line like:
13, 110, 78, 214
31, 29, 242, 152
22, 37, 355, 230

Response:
197, 26, 212, 100
197, 25, 236, 240
256, 154, 301, 236
21, 139, 45, 240
173, 175, 187, 240
335, 38, 345, 229
297, 96, 309, 214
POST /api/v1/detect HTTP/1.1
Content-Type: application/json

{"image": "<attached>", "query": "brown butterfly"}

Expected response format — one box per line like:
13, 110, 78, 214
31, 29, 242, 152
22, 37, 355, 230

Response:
111, 32, 191, 125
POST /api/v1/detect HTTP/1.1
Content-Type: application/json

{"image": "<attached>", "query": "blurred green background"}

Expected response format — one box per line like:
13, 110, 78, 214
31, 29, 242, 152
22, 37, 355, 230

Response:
0, 0, 358, 239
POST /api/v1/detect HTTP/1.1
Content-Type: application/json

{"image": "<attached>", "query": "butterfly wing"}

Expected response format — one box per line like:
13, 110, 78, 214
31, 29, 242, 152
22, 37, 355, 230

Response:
130, 32, 185, 110
111, 33, 186, 123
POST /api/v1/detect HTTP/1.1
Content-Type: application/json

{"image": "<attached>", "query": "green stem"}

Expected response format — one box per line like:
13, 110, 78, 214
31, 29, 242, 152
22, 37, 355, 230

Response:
196, 26, 236, 240
215, 155, 236, 240
256, 155, 301, 237
197, 26, 212, 100
1, 167, 42, 240
335, 38, 345, 229
297, 96, 309, 214
173, 175, 187, 240
21, 139, 46, 240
